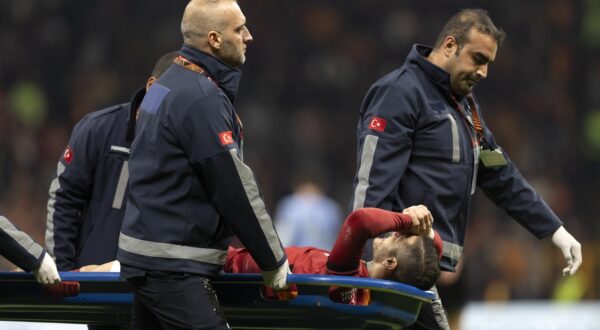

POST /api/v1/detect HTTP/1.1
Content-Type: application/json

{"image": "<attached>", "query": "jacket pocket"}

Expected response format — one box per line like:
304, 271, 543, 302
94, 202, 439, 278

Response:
413, 111, 463, 163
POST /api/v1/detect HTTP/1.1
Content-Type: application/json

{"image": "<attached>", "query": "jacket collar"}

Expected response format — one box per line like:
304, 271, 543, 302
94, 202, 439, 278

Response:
407, 44, 464, 101
126, 87, 146, 143
179, 44, 242, 103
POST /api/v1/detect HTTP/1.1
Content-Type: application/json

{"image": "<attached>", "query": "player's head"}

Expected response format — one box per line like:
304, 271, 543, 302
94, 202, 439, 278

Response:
430, 9, 505, 96
146, 51, 180, 90
372, 233, 440, 290
181, 0, 252, 67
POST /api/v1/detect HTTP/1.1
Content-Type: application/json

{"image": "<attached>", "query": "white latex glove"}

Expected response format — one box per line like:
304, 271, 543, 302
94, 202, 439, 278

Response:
551, 226, 582, 276
262, 259, 291, 290
33, 253, 61, 284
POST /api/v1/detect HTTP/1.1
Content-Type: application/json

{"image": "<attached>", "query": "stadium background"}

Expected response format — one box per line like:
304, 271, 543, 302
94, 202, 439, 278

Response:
0, 0, 599, 328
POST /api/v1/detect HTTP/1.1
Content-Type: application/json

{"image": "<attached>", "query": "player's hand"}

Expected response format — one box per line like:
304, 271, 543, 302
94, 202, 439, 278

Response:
551, 226, 582, 276
33, 253, 61, 285
262, 259, 291, 290
402, 205, 433, 235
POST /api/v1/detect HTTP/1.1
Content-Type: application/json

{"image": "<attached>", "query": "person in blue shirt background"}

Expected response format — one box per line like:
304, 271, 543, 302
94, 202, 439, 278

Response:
275, 166, 342, 250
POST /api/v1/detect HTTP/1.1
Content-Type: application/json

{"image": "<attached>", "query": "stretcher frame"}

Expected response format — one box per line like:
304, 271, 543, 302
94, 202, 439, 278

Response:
0, 272, 434, 329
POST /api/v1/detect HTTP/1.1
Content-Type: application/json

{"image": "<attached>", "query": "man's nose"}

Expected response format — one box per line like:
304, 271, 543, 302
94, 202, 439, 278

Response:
244, 27, 253, 43
476, 64, 488, 79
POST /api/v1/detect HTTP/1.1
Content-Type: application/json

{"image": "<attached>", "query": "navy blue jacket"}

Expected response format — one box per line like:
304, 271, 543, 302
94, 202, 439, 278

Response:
1, 215, 45, 272
46, 89, 144, 270
118, 45, 286, 277
351, 45, 562, 271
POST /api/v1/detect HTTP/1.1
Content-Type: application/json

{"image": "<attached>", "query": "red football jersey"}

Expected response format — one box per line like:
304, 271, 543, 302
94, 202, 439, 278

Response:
226, 245, 370, 276
224, 208, 419, 305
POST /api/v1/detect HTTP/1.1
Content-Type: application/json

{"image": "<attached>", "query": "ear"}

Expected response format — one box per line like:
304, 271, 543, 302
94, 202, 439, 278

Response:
385, 257, 398, 272
208, 31, 221, 50
146, 76, 156, 91
442, 36, 458, 57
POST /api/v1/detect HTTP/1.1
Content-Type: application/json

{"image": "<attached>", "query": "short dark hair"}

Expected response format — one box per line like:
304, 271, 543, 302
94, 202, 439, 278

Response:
393, 236, 440, 290
151, 51, 180, 78
433, 9, 505, 51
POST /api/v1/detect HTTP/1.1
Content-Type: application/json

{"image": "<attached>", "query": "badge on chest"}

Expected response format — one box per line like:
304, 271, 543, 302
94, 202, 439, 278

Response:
480, 148, 508, 168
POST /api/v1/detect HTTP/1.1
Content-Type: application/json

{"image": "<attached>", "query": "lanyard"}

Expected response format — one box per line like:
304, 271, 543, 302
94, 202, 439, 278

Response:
451, 95, 484, 146
172, 56, 215, 83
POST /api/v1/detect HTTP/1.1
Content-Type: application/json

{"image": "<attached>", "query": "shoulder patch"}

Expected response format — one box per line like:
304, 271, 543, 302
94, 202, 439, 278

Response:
63, 146, 74, 164
368, 117, 387, 132
140, 83, 171, 115
219, 131, 234, 145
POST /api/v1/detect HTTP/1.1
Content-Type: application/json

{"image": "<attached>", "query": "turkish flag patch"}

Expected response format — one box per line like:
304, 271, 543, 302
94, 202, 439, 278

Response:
368, 117, 387, 132
63, 146, 74, 164
219, 131, 234, 145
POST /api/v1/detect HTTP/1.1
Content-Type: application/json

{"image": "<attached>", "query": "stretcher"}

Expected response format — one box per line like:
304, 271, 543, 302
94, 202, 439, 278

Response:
0, 272, 434, 329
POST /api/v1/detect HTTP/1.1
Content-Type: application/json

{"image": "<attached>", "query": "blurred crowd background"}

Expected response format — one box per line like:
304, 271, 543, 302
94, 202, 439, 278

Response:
1, 0, 599, 326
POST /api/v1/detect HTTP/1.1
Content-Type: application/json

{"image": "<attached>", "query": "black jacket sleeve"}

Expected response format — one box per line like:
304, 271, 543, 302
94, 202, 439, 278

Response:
201, 150, 286, 271
46, 115, 98, 270
178, 93, 286, 271
0, 215, 45, 272
477, 125, 562, 239
351, 83, 417, 210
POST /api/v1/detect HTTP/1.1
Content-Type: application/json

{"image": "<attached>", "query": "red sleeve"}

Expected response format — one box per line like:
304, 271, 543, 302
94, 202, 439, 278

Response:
326, 208, 412, 274
433, 231, 443, 260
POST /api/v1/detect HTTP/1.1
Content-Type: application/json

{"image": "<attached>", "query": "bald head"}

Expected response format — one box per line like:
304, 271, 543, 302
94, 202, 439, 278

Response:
182, 0, 237, 48
180, 0, 252, 66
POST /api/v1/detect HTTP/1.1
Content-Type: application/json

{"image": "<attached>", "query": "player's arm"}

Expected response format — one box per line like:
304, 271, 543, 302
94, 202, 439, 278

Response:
326, 208, 416, 274
46, 117, 98, 270
427, 227, 444, 260
351, 83, 418, 210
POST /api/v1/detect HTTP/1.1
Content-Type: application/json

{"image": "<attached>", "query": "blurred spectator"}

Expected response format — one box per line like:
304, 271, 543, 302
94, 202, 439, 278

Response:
275, 165, 343, 250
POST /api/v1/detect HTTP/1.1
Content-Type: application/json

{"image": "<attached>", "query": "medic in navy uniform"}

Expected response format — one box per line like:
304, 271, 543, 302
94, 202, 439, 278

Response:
45, 52, 178, 271
351, 9, 581, 330
117, 1, 289, 329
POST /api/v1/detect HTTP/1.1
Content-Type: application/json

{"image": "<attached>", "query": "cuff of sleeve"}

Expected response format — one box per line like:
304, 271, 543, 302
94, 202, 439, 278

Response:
29, 250, 46, 273
537, 222, 563, 240
261, 255, 288, 272
433, 231, 443, 260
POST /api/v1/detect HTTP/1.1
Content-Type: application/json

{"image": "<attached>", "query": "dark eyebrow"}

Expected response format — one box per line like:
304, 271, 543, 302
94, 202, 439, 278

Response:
473, 52, 492, 64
